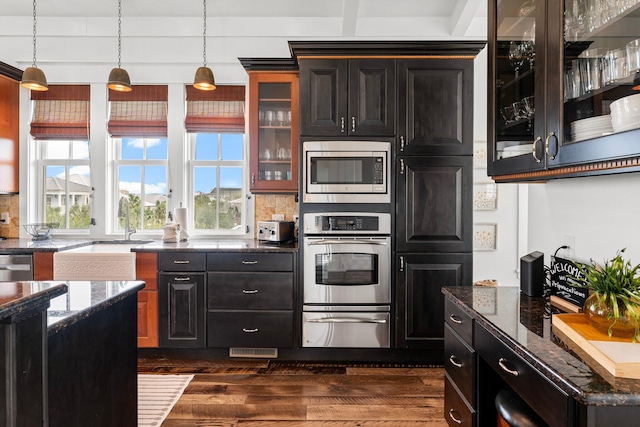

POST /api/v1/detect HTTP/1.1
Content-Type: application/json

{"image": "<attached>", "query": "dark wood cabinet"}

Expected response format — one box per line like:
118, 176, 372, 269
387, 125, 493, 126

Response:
488, 0, 640, 182
0, 66, 21, 194
397, 59, 474, 156
395, 155, 473, 253
206, 252, 294, 349
158, 252, 206, 348
299, 59, 396, 136
396, 253, 472, 350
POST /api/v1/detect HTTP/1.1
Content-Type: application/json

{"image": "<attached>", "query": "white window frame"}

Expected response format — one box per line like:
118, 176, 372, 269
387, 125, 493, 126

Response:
186, 132, 251, 237
35, 139, 91, 234
111, 137, 169, 236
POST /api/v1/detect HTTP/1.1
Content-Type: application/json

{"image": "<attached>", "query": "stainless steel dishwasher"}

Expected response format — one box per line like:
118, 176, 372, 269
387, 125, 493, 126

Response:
0, 254, 34, 281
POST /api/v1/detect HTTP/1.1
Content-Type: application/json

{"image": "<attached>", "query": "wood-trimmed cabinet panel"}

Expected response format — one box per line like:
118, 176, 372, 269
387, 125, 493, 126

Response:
136, 252, 158, 347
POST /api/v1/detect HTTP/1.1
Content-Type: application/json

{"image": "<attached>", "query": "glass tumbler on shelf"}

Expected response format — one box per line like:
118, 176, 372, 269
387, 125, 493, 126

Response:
628, 39, 640, 75
578, 48, 604, 93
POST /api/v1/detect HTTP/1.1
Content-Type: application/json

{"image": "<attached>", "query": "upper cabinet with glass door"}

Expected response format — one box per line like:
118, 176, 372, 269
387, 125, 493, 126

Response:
488, 0, 640, 181
242, 60, 299, 193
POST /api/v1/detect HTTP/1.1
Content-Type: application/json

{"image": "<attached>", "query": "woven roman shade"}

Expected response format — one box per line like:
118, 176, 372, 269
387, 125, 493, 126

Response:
185, 85, 245, 133
108, 85, 168, 137
30, 85, 90, 140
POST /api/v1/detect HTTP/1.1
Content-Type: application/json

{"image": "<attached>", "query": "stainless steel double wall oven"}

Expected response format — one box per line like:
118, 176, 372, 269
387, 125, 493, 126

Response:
300, 140, 393, 348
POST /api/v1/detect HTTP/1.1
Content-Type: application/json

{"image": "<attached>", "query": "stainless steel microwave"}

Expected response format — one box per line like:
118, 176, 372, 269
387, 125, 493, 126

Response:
302, 140, 391, 203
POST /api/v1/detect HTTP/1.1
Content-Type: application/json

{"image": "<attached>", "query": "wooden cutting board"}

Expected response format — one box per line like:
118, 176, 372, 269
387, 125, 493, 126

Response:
552, 313, 640, 379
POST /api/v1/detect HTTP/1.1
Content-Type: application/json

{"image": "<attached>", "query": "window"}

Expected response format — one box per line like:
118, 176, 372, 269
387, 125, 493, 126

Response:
114, 137, 168, 232
30, 85, 91, 231
37, 140, 91, 229
188, 133, 246, 232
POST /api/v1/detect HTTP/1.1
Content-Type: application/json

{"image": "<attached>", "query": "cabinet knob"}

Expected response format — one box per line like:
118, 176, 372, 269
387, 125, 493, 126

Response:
545, 131, 558, 160
351, 116, 356, 132
532, 136, 543, 163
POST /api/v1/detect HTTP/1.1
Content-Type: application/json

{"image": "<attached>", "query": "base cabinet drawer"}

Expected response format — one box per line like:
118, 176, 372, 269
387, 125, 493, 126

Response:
445, 374, 475, 427
159, 253, 206, 272
207, 272, 293, 310
207, 311, 293, 348
444, 324, 475, 404
475, 325, 571, 427
207, 253, 293, 272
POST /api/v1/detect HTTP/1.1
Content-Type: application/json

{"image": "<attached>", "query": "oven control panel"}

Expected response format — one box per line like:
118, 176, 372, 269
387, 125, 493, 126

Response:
303, 212, 391, 234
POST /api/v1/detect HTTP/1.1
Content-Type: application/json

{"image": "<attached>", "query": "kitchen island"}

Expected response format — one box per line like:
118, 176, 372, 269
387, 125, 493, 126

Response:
443, 286, 640, 426
45, 280, 144, 427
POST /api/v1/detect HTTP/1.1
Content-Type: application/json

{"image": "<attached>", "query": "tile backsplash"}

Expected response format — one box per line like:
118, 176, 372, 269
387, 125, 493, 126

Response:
0, 194, 19, 238
254, 194, 298, 237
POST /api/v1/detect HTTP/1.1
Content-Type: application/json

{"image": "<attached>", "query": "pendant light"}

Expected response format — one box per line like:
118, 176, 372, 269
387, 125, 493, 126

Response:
21, 0, 48, 91
108, 0, 132, 92
193, 0, 216, 91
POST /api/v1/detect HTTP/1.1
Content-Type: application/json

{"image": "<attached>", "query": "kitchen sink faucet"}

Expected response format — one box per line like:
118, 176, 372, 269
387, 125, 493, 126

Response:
118, 196, 136, 240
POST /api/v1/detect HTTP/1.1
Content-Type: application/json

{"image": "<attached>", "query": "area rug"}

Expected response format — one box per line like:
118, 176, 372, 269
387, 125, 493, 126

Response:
138, 374, 194, 427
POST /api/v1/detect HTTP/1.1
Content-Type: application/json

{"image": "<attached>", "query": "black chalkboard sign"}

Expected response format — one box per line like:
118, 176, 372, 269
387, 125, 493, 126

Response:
550, 256, 589, 309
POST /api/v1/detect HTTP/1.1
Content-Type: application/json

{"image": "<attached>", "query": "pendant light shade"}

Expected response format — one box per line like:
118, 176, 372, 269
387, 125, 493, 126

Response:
22, 66, 48, 91
21, 0, 48, 91
194, 0, 216, 91
194, 66, 216, 91
108, 67, 132, 92
108, 0, 132, 92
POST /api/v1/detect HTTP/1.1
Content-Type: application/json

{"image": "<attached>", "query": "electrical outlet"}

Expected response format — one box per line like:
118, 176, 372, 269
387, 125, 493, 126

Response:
272, 213, 284, 221
564, 235, 575, 259
293, 214, 299, 223
0, 212, 9, 225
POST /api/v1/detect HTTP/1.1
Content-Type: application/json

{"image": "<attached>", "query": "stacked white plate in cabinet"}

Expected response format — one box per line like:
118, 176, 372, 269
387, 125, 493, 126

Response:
570, 115, 613, 142
500, 145, 532, 159
610, 93, 640, 133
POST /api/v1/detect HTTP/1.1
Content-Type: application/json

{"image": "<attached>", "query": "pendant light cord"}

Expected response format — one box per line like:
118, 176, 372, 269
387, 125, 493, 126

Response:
31, 0, 38, 67
117, 0, 123, 69
202, 0, 207, 67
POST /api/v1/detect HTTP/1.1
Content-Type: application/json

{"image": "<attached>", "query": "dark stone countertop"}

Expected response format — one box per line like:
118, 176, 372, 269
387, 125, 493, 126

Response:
0, 238, 297, 254
14, 280, 145, 335
442, 286, 640, 406
131, 239, 298, 253
0, 282, 68, 321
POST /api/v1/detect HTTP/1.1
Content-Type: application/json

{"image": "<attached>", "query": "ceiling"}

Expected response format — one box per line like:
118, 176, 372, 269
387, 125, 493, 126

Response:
0, 0, 487, 85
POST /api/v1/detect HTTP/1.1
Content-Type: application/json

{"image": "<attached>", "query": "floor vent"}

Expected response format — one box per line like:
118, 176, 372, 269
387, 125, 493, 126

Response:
229, 347, 278, 358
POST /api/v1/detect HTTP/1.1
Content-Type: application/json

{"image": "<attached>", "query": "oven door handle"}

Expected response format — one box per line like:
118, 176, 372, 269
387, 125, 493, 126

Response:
307, 317, 387, 324
306, 239, 388, 246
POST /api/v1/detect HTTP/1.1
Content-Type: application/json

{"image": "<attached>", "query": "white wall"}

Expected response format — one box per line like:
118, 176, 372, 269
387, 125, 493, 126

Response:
527, 173, 640, 268
472, 46, 521, 286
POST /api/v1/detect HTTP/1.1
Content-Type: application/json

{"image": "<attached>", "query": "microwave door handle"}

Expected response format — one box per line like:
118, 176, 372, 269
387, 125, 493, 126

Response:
307, 317, 387, 324
306, 239, 388, 246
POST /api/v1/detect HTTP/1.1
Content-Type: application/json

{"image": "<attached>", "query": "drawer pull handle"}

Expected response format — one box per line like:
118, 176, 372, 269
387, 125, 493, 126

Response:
242, 260, 258, 265
174, 277, 190, 281
448, 409, 463, 424
173, 260, 190, 264
449, 355, 463, 368
242, 289, 259, 294
498, 357, 519, 376
449, 314, 462, 324
242, 328, 258, 333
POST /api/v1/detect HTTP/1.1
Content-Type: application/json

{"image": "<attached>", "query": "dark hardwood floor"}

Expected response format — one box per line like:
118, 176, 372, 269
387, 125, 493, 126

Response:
138, 358, 447, 426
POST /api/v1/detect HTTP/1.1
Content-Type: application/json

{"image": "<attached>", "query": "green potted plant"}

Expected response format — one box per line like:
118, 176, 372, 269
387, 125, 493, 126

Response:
569, 248, 640, 342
